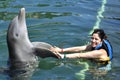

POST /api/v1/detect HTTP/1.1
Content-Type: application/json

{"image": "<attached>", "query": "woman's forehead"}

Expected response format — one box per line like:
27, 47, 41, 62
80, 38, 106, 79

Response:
92, 33, 101, 39
92, 33, 99, 37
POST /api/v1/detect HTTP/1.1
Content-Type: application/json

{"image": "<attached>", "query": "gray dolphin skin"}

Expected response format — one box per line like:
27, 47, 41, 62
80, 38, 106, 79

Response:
7, 8, 58, 79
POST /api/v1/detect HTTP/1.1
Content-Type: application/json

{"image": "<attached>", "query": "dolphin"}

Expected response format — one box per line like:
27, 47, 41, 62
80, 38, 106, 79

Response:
7, 8, 58, 79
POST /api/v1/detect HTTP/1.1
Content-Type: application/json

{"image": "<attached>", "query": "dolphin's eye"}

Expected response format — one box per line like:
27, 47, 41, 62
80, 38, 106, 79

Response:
16, 33, 18, 37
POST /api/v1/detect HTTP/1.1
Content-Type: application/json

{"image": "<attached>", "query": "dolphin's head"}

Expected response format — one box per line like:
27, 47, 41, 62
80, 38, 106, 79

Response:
7, 8, 34, 62
7, 8, 31, 47
7, 8, 58, 62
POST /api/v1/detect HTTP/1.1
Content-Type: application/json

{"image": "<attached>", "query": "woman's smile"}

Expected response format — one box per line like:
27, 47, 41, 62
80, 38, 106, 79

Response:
91, 33, 102, 48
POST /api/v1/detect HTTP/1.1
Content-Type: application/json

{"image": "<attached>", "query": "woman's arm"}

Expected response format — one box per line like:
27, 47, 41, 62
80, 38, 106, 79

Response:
65, 49, 108, 59
62, 45, 90, 52
51, 45, 91, 53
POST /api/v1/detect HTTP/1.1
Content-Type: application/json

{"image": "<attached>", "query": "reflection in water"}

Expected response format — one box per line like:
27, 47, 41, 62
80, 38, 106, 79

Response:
75, 61, 89, 80
0, 12, 17, 20
89, 69, 108, 80
75, 60, 112, 80
26, 12, 72, 19
89, 0, 107, 34
8, 61, 39, 80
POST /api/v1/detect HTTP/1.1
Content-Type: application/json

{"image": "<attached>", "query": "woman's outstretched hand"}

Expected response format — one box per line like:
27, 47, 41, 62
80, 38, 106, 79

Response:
53, 51, 64, 59
50, 46, 62, 52
50, 47, 64, 59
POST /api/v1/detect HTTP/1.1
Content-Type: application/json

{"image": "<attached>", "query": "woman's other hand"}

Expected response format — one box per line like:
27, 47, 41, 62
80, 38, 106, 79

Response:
50, 46, 62, 53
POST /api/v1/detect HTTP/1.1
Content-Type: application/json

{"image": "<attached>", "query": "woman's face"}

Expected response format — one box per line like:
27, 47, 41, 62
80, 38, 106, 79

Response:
91, 33, 102, 48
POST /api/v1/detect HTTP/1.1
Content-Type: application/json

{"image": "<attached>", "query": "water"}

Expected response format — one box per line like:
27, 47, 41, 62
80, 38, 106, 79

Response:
0, 0, 120, 80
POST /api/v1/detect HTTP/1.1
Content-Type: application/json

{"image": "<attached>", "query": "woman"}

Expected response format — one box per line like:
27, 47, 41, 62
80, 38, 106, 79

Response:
51, 29, 113, 69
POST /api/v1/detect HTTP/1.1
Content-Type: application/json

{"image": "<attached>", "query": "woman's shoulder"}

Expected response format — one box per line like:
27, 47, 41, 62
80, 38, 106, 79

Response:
85, 44, 93, 51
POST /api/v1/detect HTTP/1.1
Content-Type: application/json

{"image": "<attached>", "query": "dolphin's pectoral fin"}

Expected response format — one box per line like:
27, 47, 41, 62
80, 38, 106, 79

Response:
34, 48, 59, 58
32, 42, 52, 50
32, 42, 59, 58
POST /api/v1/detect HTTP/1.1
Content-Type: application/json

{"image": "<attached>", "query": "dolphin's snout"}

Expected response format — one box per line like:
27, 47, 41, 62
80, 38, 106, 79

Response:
18, 8, 25, 23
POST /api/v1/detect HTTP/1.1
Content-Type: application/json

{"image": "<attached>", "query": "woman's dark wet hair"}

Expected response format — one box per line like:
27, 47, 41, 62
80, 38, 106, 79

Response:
92, 29, 107, 40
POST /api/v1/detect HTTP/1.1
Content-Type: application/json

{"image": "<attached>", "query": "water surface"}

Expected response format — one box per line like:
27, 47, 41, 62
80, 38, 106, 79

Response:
0, 0, 120, 80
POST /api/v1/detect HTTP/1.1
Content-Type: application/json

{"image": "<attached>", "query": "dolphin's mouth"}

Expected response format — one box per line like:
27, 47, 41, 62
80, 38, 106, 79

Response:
18, 8, 25, 23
